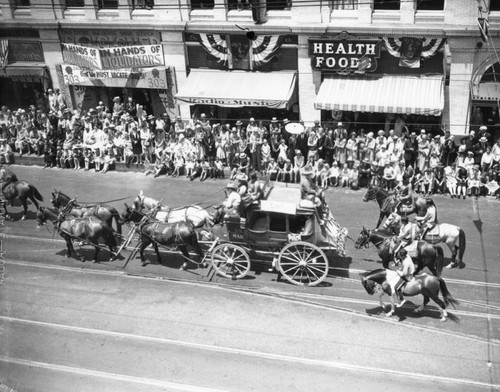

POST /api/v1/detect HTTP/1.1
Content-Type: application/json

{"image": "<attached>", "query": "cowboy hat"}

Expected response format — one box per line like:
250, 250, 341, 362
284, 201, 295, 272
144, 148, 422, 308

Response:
239, 152, 247, 158
377, 130, 385, 136
301, 164, 314, 176
235, 120, 243, 126
295, 149, 302, 155
479, 125, 488, 131
226, 181, 237, 190
479, 136, 488, 143
147, 114, 155, 121
271, 117, 278, 123
235, 173, 248, 181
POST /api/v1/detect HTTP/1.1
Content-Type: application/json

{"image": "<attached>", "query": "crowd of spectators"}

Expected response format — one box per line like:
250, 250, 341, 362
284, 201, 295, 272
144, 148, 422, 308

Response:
1, 93, 500, 199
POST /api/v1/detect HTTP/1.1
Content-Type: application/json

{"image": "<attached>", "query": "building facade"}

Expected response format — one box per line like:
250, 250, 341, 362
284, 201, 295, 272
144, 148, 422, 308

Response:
0, 0, 498, 138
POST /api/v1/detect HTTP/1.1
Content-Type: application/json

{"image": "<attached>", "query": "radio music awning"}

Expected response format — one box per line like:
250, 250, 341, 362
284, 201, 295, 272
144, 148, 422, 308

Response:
314, 74, 444, 116
175, 69, 297, 109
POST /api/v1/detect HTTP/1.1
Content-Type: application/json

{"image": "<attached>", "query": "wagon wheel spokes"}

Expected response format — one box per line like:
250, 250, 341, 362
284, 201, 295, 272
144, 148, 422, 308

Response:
277, 242, 329, 287
211, 243, 250, 280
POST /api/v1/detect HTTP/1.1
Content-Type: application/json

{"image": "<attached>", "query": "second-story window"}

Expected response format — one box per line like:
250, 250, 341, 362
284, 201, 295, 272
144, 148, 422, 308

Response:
14, 0, 30, 7
373, 0, 399, 10
228, 0, 250, 11
331, 0, 358, 9
133, 0, 154, 9
190, 0, 214, 9
98, 0, 118, 8
65, 0, 84, 7
267, 0, 291, 11
416, 0, 444, 10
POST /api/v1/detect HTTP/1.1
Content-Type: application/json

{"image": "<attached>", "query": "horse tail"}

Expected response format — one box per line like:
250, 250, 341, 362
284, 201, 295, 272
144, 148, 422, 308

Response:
434, 246, 444, 277
458, 228, 466, 263
438, 277, 459, 309
29, 185, 44, 202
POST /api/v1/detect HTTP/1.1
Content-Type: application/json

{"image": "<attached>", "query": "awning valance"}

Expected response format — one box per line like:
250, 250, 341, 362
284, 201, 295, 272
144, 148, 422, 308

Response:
0, 62, 48, 79
175, 69, 297, 109
314, 74, 444, 116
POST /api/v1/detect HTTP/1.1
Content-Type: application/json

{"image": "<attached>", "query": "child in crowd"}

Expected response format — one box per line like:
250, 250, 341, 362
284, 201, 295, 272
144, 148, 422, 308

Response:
184, 152, 195, 178
200, 159, 210, 181
444, 164, 457, 198
318, 163, 329, 188
420, 168, 435, 195
94, 148, 103, 172
328, 161, 340, 187
467, 165, 481, 197
172, 153, 185, 177
340, 163, 350, 187
190, 159, 202, 181
266, 158, 279, 181
83, 148, 93, 171
279, 158, 293, 182
214, 159, 224, 179
349, 163, 359, 190
73, 146, 82, 170
101, 149, 115, 173
456, 166, 468, 199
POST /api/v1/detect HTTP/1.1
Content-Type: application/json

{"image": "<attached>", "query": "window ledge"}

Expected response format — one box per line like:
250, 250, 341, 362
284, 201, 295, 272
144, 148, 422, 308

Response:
415, 10, 444, 24
190, 8, 214, 20
13, 7, 31, 17
131, 8, 155, 19
97, 8, 120, 18
330, 9, 357, 21
63, 7, 85, 18
372, 10, 400, 23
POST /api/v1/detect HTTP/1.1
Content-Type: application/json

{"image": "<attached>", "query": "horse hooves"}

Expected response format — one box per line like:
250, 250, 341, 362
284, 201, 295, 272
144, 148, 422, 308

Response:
141, 262, 147, 267
385, 312, 394, 318
459, 262, 466, 269
445, 262, 458, 269
201, 262, 208, 269
440, 317, 447, 322
179, 264, 187, 271
21, 216, 26, 220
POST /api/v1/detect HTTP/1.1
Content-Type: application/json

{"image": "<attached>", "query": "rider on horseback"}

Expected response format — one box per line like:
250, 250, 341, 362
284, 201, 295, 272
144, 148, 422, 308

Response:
394, 215, 416, 255
415, 198, 438, 240
300, 164, 328, 224
393, 248, 415, 307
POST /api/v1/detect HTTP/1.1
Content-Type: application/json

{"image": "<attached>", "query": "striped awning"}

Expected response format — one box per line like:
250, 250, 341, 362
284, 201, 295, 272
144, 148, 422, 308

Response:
314, 74, 444, 116
176, 69, 297, 110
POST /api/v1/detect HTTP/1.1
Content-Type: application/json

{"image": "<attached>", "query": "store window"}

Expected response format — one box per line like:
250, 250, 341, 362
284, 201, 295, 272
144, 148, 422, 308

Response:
98, 0, 118, 8
373, 0, 399, 10
65, 0, 84, 6
133, 0, 154, 9
490, 0, 500, 11
331, 0, 358, 9
416, 0, 444, 10
191, 0, 214, 9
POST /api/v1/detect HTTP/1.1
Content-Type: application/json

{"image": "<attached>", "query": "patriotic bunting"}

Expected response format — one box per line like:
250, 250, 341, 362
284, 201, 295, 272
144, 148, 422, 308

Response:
250, 35, 284, 69
0, 40, 9, 69
383, 37, 446, 68
198, 34, 230, 66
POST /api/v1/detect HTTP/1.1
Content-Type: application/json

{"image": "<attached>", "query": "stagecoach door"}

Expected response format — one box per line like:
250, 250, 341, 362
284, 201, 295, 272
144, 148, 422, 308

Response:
268, 212, 288, 247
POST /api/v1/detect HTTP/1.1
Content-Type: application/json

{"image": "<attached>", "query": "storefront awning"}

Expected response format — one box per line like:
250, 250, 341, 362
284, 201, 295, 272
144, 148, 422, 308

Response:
0, 62, 48, 78
175, 69, 297, 109
314, 74, 444, 116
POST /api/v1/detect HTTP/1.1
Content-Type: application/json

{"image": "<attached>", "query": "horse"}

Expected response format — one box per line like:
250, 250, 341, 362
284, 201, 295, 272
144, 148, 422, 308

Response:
133, 191, 222, 229
383, 212, 466, 269
51, 190, 122, 235
354, 227, 444, 277
360, 268, 458, 321
36, 206, 118, 263
362, 185, 426, 228
120, 205, 204, 269
0, 168, 43, 220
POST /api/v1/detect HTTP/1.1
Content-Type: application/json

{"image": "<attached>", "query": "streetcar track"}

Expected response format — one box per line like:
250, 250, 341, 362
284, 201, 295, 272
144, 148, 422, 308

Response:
0, 317, 498, 390
4, 259, 500, 345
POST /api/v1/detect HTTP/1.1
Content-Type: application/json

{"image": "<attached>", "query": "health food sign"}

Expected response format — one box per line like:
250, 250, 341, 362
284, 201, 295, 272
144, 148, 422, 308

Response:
309, 38, 380, 72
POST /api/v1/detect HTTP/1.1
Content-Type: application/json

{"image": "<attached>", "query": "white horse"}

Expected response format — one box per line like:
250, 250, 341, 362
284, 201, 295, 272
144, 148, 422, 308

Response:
383, 212, 466, 269
133, 190, 215, 230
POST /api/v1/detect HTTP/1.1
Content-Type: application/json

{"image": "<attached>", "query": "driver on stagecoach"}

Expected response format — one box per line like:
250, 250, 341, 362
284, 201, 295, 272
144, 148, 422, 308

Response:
415, 198, 438, 240
300, 164, 328, 223
222, 181, 241, 216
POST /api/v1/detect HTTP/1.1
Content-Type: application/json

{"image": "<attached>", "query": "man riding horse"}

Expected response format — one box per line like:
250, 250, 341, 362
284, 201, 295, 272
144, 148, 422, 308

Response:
415, 198, 438, 240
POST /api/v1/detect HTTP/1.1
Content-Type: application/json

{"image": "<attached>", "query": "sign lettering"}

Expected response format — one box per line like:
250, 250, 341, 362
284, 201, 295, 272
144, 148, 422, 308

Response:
309, 38, 380, 72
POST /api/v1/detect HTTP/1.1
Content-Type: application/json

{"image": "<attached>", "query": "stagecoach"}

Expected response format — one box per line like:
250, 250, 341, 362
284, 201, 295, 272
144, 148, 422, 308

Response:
208, 182, 348, 286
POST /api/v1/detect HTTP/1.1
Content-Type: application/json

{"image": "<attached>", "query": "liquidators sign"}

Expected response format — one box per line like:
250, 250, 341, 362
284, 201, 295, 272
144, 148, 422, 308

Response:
61, 43, 164, 70
309, 38, 381, 72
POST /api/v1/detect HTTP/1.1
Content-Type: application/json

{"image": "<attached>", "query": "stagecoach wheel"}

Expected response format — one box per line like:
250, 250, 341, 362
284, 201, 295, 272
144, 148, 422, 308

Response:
211, 244, 251, 279
277, 242, 329, 287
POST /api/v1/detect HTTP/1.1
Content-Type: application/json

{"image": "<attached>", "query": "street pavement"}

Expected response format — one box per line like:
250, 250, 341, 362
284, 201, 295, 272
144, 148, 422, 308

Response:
1, 165, 500, 391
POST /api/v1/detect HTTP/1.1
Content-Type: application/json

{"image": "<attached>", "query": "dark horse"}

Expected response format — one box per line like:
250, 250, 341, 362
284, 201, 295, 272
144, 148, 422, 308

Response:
36, 206, 118, 263
0, 168, 43, 220
120, 204, 204, 269
355, 227, 444, 277
362, 185, 426, 228
361, 268, 458, 321
51, 190, 122, 234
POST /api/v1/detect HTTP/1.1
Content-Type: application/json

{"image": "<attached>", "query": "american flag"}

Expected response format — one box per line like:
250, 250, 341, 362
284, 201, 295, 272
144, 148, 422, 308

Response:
0, 40, 9, 69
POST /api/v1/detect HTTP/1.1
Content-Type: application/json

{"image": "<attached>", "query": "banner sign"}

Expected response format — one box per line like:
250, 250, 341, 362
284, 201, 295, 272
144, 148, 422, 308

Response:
61, 43, 102, 69
99, 44, 164, 69
308, 38, 380, 72
59, 29, 160, 47
8, 41, 44, 62
61, 64, 168, 89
